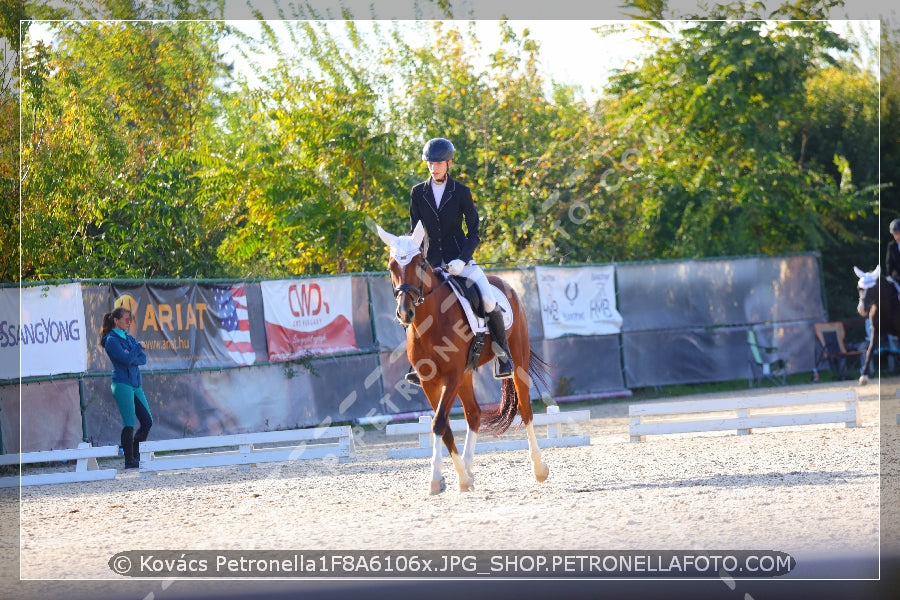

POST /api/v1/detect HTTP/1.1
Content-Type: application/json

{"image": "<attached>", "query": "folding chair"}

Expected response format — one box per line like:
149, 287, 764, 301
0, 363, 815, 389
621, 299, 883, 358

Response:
812, 321, 864, 381
747, 328, 787, 387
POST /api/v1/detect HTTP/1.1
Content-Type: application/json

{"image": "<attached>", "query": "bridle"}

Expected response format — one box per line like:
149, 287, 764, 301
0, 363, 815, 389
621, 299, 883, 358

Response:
858, 280, 883, 318
392, 254, 448, 308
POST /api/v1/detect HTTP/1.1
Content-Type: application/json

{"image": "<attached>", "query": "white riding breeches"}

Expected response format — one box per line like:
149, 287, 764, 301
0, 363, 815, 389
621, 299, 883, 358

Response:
457, 262, 498, 313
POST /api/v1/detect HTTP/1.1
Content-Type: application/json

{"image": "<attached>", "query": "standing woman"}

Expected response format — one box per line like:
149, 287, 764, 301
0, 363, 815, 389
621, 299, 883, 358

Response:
99, 307, 153, 468
405, 137, 513, 385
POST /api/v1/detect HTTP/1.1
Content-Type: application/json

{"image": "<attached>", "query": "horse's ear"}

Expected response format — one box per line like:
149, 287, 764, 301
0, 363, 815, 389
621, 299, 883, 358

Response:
853, 266, 865, 278
376, 224, 397, 248
411, 221, 425, 248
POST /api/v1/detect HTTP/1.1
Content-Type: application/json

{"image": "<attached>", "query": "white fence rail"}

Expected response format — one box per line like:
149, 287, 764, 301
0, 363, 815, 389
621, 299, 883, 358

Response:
0, 442, 120, 487
629, 389, 858, 442
138, 426, 355, 474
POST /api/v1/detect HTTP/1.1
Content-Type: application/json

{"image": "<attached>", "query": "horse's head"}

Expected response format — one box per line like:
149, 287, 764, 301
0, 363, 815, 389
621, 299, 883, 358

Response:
854, 265, 880, 318
377, 222, 433, 326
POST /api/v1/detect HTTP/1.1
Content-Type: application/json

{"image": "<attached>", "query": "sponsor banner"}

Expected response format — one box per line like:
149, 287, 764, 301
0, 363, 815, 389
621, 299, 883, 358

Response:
108, 283, 259, 371
261, 278, 357, 361
0, 284, 88, 379
197, 284, 257, 367
535, 266, 623, 339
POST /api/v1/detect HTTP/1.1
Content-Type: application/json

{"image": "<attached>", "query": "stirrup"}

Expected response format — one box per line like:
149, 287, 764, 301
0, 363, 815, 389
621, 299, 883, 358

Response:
404, 367, 422, 386
493, 355, 513, 379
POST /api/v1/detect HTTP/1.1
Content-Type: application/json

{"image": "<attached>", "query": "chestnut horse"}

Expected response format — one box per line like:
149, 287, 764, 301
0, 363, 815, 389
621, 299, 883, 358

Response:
855, 265, 900, 384
377, 222, 551, 495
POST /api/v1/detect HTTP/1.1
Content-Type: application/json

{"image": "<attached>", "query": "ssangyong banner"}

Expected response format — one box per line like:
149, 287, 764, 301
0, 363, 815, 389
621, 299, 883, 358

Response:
261, 278, 357, 361
535, 265, 623, 339
108, 283, 259, 370
0, 283, 88, 379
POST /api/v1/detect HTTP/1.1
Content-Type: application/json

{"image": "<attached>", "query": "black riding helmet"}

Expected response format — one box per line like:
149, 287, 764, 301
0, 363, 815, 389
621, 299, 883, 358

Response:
891, 218, 900, 234
422, 137, 455, 162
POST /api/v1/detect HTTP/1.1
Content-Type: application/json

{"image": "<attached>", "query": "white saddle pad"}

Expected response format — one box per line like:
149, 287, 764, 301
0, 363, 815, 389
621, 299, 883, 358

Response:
449, 283, 513, 334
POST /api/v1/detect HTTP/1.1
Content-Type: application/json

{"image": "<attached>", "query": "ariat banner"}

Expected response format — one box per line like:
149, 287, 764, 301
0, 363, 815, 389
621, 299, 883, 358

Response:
107, 283, 260, 370
535, 266, 623, 339
261, 278, 357, 361
0, 284, 88, 379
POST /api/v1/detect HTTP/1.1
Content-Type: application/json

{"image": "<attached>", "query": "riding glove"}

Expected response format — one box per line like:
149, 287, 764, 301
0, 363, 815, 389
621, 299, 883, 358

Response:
447, 259, 465, 276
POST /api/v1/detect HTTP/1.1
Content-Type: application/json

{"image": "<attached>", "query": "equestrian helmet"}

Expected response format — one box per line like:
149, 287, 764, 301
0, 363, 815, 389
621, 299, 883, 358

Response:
422, 138, 455, 162
891, 218, 900, 234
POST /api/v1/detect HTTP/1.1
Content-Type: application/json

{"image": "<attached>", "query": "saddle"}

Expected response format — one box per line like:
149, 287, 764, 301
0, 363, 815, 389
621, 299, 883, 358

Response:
437, 269, 513, 372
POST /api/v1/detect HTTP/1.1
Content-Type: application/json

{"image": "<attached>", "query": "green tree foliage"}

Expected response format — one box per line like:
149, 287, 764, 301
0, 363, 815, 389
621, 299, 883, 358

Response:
601, 18, 870, 259
0, 0, 24, 283
21, 17, 233, 278
881, 15, 900, 243
386, 21, 580, 265
204, 18, 406, 277
16, 0, 887, 323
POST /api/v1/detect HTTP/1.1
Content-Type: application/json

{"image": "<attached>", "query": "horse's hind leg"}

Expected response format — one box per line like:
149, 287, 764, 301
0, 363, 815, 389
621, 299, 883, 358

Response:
442, 427, 474, 492
514, 364, 549, 483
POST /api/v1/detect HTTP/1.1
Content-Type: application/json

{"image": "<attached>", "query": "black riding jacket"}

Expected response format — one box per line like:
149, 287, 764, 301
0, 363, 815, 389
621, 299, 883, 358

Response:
409, 175, 480, 268
887, 240, 900, 281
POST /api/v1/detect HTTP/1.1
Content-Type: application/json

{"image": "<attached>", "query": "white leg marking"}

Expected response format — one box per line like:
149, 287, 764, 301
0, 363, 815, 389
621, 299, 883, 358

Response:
462, 427, 478, 473
450, 449, 474, 492
430, 431, 443, 482
525, 421, 549, 483
429, 431, 446, 495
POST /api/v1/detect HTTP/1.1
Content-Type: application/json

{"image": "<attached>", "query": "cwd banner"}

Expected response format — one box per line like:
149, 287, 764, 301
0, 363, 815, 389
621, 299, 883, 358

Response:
535, 265, 623, 339
261, 278, 357, 361
0, 283, 88, 379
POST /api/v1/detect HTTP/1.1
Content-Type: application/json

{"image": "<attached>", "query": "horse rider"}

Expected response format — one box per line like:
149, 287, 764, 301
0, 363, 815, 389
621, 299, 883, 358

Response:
404, 137, 514, 386
887, 218, 900, 300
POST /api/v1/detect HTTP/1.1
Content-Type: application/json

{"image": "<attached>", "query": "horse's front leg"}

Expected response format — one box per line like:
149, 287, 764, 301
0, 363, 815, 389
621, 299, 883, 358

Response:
427, 378, 473, 493
457, 374, 480, 489
428, 424, 446, 495
859, 336, 875, 385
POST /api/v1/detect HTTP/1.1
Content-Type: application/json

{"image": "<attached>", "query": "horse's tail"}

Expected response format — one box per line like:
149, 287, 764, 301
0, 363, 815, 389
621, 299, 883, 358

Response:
481, 350, 552, 435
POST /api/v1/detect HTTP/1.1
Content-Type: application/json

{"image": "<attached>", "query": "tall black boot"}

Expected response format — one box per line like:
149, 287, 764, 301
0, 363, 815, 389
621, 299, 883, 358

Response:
133, 427, 149, 463
401, 322, 422, 386
404, 365, 422, 386
486, 307, 514, 379
120, 426, 139, 469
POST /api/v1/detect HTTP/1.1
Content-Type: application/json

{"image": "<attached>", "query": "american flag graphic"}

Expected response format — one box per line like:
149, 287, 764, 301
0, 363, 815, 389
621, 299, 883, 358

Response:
214, 284, 255, 365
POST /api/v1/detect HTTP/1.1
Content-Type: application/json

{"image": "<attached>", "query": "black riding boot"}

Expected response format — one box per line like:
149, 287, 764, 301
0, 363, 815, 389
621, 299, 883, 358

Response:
120, 426, 139, 469
133, 427, 149, 463
486, 307, 514, 379
404, 365, 422, 386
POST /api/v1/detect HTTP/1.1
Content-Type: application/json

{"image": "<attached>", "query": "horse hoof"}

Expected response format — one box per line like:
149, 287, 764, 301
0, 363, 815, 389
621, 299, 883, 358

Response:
535, 463, 549, 483
859, 376, 869, 386
459, 482, 475, 492
429, 477, 447, 495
